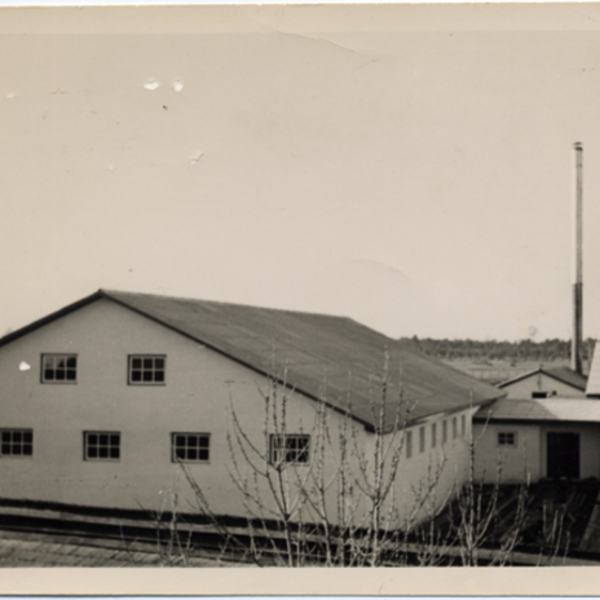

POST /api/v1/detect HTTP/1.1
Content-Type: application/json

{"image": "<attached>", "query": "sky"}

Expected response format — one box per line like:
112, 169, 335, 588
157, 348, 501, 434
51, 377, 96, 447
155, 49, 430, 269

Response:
1, 5, 600, 342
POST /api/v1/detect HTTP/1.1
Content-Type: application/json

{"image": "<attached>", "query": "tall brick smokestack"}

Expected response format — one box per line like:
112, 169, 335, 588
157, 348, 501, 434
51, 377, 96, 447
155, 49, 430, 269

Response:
572, 141, 583, 375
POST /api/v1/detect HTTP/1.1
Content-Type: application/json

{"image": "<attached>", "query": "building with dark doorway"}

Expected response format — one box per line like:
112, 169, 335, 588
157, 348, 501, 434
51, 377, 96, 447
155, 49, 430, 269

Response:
473, 398, 600, 483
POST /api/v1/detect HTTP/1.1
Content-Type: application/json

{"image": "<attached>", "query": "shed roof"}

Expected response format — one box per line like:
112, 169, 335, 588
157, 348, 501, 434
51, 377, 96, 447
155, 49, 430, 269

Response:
586, 342, 600, 397
498, 366, 587, 391
474, 397, 600, 424
0, 289, 503, 431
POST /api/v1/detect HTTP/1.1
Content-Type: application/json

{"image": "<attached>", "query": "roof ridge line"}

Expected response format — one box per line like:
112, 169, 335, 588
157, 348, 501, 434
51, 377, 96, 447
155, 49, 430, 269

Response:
100, 288, 358, 322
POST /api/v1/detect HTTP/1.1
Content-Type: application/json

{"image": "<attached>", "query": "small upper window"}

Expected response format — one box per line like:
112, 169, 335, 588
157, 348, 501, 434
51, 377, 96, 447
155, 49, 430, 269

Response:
270, 434, 310, 465
128, 355, 165, 385
532, 391, 549, 399
498, 432, 517, 446
41, 354, 77, 383
0, 429, 33, 458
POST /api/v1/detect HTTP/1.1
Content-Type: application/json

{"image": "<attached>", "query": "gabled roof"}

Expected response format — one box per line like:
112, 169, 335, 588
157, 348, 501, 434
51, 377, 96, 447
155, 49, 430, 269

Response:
474, 397, 600, 424
586, 341, 600, 397
498, 365, 587, 391
0, 289, 503, 432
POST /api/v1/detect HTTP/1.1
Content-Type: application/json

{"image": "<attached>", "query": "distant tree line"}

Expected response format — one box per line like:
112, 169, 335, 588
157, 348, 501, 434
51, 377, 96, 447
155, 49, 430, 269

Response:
399, 336, 596, 363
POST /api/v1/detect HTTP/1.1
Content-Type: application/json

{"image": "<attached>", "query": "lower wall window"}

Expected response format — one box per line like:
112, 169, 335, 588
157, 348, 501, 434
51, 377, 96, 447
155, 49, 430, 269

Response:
0, 429, 33, 458
172, 433, 210, 462
270, 434, 310, 465
84, 431, 120, 461
498, 432, 517, 446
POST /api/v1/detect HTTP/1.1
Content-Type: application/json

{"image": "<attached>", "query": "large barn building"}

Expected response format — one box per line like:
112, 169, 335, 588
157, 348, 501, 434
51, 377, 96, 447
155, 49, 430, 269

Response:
0, 289, 503, 525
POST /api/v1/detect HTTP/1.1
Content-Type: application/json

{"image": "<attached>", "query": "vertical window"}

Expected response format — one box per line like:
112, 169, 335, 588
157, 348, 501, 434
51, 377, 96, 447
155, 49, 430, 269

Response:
419, 426, 426, 454
128, 355, 166, 385
442, 420, 448, 444
84, 431, 120, 461
461, 414, 466, 436
406, 430, 413, 459
452, 417, 458, 439
269, 434, 310, 465
41, 354, 77, 383
0, 429, 33, 458
171, 433, 210, 462
431, 423, 437, 448
498, 432, 516, 446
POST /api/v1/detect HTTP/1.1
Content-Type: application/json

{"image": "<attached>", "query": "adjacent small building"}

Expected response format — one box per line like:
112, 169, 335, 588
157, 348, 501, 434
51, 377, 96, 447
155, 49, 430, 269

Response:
498, 366, 588, 400
473, 398, 600, 483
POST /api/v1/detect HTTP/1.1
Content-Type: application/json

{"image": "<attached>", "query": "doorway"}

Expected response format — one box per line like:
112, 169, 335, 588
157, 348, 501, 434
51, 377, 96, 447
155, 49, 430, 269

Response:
546, 432, 580, 479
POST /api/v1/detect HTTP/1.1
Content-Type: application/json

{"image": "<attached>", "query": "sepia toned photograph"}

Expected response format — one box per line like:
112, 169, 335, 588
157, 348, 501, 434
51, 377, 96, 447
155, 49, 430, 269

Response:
1, 2, 600, 591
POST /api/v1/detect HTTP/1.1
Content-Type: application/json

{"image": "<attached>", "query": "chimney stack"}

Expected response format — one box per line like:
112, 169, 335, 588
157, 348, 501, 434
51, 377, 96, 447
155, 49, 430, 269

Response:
572, 141, 584, 375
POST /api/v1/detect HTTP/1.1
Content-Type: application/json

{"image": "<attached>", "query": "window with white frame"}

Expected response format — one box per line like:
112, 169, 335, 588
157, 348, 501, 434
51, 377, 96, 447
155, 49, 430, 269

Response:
41, 354, 77, 383
419, 426, 426, 453
406, 430, 413, 459
442, 420, 448, 444
431, 422, 437, 448
0, 429, 33, 458
452, 417, 458, 439
461, 414, 466, 436
84, 431, 120, 461
498, 432, 517, 447
171, 433, 210, 462
128, 355, 165, 385
269, 434, 310, 465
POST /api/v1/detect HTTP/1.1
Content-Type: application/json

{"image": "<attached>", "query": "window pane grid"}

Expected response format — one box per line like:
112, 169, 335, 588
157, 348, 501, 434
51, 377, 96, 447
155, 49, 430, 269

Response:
0, 429, 33, 458
498, 432, 516, 446
172, 433, 210, 462
85, 431, 120, 461
41, 354, 77, 383
129, 355, 166, 385
269, 435, 310, 465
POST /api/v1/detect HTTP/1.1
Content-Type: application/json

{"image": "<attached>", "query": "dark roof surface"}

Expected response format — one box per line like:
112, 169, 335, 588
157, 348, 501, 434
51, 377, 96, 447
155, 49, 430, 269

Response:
0, 289, 503, 431
474, 398, 600, 423
545, 366, 588, 390
498, 366, 587, 391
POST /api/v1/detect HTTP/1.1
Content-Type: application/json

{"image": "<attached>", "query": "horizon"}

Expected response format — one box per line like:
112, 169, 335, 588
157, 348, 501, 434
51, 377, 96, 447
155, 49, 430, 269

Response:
2, 5, 600, 343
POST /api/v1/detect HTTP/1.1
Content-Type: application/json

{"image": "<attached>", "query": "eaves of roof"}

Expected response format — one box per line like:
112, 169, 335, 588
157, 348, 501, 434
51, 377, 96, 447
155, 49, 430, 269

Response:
498, 366, 587, 391
474, 398, 600, 424
0, 291, 104, 348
